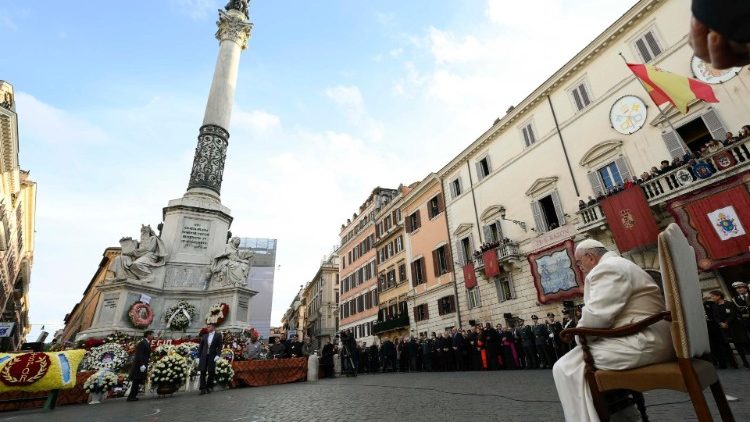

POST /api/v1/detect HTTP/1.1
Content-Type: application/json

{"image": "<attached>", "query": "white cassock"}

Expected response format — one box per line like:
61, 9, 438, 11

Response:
553, 251, 674, 422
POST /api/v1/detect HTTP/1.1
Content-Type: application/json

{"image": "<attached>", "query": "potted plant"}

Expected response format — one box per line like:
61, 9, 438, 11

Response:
150, 354, 189, 396
83, 370, 118, 404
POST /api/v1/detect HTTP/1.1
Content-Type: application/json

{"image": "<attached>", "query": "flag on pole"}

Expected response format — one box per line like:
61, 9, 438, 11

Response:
626, 63, 719, 113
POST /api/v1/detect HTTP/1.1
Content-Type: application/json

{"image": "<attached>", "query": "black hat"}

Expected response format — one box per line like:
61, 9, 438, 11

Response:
546, 312, 555, 318
531, 315, 539, 320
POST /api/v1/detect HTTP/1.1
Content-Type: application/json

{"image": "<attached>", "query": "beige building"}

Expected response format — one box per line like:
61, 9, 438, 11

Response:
402, 174, 458, 336
440, 0, 750, 328
372, 185, 412, 342
59, 248, 120, 345
302, 253, 340, 350
0, 81, 37, 351
280, 285, 306, 341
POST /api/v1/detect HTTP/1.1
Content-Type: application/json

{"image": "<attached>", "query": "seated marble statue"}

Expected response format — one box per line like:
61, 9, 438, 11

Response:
109, 225, 168, 282
210, 237, 254, 287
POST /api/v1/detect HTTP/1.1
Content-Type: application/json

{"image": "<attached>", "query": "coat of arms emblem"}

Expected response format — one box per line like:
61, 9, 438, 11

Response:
715, 212, 739, 236
620, 209, 636, 229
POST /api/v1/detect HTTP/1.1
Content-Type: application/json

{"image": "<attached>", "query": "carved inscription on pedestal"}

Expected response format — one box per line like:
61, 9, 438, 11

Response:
165, 266, 208, 289
237, 295, 249, 322
181, 218, 210, 251
97, 294, 119, 325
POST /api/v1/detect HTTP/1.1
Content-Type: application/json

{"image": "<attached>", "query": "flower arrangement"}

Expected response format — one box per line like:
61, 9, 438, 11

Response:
214, 358, 234, 387
205, 303, 229, 326
82, 343, 129, 372
127, 302, 154, 329
164, 300, 197, 331
175, 342, 199, 359
149, 354, 190, 387
83, 370, 118, 394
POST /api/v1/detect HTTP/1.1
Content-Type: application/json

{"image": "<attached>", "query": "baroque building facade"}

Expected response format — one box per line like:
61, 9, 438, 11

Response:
402, 174, 458, 336
337, 187, 398, 345
0, 81, 37, 351
372, 186, 411, 342
302, 253, 340, 350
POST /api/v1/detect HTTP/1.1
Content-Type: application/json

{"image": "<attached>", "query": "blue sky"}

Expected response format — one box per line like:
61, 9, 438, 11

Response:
1, 0, 638, 339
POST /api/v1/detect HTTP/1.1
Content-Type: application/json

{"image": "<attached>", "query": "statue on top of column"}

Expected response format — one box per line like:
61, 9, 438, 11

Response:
108, 225, 168, 283
209, 237, 254, 287
225, 0, 249, 18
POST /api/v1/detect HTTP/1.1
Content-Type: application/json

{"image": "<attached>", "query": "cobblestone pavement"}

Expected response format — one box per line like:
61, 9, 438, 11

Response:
2, 369, 748, 422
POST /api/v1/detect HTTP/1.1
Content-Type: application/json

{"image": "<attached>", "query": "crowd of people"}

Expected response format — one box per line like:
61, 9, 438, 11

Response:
578, 126, 750, 212
329, 309, 582, 376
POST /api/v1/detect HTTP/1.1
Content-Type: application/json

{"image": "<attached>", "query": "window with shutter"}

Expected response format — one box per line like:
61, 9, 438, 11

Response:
586, 171, 602, 197
613, 156, 632, 183
415, 209, 421, 230
531, 201, 547, 232
701, 109, 726, 140
455, 240, 465, 267
633, 29, 663, 63
436, 193, 444, 213
551, 190, 566, 227
570, 81, 592, 112
661, 130, 688, 158
522, 123, 536, 147
451, 178, 462, 198
432, 249, 440, 277
483, 225, 493, 243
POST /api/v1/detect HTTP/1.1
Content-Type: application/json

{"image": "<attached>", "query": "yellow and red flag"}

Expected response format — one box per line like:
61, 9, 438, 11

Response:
627, 63, 719, 113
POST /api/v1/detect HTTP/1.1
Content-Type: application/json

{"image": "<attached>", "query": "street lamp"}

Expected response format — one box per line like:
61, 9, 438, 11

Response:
499, 206, 528, 232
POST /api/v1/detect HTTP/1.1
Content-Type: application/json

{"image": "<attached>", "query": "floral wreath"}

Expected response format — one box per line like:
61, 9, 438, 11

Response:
83, 369, 118, 394
164, 300, 197, 331
82, 343, 129, 372
128, 301, 154, 329
205, 303, 229, 326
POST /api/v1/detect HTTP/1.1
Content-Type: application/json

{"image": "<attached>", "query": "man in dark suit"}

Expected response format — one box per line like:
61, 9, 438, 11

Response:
288, 334, 303, 358
199, 323, 223, 395
127, 330, 154, 402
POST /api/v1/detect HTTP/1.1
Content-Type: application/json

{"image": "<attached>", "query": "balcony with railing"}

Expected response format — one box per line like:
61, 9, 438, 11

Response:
576, 137, 750, 231
373, 313, 410, 334
472, 239, 523, 273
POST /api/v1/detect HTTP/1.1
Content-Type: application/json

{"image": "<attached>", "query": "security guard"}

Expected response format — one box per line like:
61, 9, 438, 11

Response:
520, 318, 538, 369
546, 312, 564, 362
531, 315, 552, 369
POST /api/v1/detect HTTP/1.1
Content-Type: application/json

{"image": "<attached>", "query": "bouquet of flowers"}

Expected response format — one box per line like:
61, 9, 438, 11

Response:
175, 342, 199, 359
83, 370, 118, 394
214, 358, 234, 386
149, 354, 190, 387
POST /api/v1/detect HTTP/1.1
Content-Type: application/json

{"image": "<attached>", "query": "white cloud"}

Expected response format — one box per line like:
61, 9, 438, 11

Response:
15, 92, 113, 145
325, 85, 384, 142
170, 0, 214, 20
0, 14, 17, 31
429, 27, 488, 64
233, 109, 282, 133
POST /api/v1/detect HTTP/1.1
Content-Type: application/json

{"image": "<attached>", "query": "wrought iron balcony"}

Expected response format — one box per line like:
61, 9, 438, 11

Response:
372, 314, 410, 334
576, 137, 750, 232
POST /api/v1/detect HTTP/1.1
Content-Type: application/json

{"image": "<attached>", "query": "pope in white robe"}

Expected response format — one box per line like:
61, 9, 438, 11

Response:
553, 239, 674, 422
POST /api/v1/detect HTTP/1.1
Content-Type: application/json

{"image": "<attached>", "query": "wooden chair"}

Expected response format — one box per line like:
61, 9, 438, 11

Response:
561, 223, 735, 422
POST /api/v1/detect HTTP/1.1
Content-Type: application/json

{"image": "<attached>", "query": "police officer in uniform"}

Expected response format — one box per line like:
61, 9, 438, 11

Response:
513, 320, 526, 369
520, 318, 538, 369
531, 315, 552, 369
560, 309, 577, 355
732, 281, 750, 336
546, 312, 564, 362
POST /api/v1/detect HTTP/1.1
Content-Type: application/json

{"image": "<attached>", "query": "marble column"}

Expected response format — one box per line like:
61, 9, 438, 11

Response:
187, 7, 253, 200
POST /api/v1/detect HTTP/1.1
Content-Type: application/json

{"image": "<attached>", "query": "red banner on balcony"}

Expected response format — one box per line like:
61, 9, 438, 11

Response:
600, 187, 659, 253
682, 185, 750, 263
463, 263, 477, 289
668, 173, 750, 270
483, 249, 501, 277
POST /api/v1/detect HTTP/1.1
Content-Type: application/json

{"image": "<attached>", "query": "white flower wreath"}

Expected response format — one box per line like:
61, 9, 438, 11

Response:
164, 300, 197, 331
82, 343, 129, 372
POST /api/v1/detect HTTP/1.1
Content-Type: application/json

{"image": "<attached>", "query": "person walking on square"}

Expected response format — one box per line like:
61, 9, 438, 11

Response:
199, 323, 223, 395
127, 330, 153, 402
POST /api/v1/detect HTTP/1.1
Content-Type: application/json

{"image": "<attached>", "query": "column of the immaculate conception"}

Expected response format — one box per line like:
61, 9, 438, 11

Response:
81, 1, 257, 340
